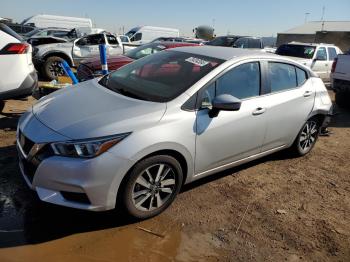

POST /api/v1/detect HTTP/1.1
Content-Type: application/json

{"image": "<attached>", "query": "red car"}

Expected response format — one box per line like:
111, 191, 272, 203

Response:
77, 42, 199, 81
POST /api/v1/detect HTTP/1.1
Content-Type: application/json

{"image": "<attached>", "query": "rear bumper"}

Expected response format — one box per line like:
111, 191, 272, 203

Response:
0, 70, 38, 100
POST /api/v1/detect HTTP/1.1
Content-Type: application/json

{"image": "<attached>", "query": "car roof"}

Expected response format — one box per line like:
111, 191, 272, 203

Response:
152, 41, 199, 48
286, 41, 336, 47
169, 46, 277, 61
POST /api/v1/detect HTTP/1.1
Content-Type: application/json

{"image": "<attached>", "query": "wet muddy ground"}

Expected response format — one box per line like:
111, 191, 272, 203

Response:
0, 92, 349, 261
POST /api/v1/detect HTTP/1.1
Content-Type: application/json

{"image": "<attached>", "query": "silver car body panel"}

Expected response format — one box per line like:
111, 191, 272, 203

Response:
17, 47, 332, 211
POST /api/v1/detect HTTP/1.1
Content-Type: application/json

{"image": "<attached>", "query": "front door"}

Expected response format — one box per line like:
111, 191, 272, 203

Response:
195, 62, 267, 175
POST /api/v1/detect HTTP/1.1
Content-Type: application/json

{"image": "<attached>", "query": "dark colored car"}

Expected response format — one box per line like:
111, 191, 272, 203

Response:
77, 41, 199, 81
206, 35, 263, 49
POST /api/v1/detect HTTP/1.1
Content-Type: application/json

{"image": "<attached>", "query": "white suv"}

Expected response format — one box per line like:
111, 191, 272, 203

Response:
276, 42, 342, 83
0, 23, 37, 112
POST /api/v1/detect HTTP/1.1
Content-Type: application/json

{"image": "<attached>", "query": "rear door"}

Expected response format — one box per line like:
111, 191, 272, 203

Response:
261, 62, 315, 151
72, 34, 105, 64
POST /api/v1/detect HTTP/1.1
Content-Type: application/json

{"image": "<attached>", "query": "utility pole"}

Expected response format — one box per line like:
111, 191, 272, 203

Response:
304, 12, 310, 23
321, 6, 325, 21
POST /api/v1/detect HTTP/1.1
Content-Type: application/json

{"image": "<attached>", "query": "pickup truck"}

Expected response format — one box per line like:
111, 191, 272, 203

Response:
33, 33, 124, 80
331, 54, 350, 108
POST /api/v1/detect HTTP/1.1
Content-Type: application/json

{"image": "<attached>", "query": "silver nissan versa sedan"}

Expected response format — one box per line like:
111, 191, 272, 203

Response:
17, 46, 332, 219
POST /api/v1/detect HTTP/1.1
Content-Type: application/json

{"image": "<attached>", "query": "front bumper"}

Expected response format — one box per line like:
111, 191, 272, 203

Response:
17, 114, 134, 211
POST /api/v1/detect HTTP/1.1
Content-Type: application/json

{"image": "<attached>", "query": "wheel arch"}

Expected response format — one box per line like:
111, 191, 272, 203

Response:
42, 51, 74, 67
115, 148, 191, 208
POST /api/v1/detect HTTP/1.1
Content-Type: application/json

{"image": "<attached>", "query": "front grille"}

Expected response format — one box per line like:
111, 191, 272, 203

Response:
18, 131, 55, 184
19, 131, 35, 155
21, 158, 37, 183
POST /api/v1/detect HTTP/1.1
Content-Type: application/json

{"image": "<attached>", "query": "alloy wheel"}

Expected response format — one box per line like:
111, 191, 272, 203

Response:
132, 163, 176, 212
49, 61, 65, 77
299, 120, 318, 152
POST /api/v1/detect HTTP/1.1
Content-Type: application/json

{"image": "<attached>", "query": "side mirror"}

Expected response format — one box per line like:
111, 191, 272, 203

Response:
209, 94, 241, 118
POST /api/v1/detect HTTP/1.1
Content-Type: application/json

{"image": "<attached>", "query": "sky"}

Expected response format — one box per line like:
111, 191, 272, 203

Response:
1, 0, 350, 37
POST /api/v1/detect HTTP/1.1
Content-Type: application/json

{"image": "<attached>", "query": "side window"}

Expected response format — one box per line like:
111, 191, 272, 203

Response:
85, 34, 105, 45
233, 38, 249, 48
315, 47, 327, 60
37, 30, 48, 37
106, 35, 119, 45
327, 47, 337, 61
296, 67, 307, 86
133, 33, 142, 41
200, 62, 260, 106
269, 62, 297, 92
52, 31, 69, 38
248, 38, 261, 48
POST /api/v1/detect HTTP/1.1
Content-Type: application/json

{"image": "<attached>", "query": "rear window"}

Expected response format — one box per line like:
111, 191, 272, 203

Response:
0, 23, 23, 41
276, 44, 316, 59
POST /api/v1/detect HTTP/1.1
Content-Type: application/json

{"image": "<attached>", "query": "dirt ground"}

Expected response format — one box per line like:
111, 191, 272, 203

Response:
0, 92, 349, 262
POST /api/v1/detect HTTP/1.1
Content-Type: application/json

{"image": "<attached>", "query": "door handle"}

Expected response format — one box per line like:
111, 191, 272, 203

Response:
252, 107, 266, 115
303, 91, 313, 97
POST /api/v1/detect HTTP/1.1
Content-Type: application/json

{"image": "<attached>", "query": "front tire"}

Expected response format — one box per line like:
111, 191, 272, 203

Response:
42, 56, 66, 80
121, 155, 183, 219
291, 119, 320, 156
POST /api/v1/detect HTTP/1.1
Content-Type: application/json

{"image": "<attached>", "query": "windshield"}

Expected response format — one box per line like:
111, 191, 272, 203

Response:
99, 50, 224, 102
24, 28, 41, 37
207, 36, 239, 47
125, 43, 168, 60
276, 44, 316, 59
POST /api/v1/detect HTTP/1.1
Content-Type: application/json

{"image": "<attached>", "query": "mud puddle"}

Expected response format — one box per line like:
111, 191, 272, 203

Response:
0, 216, 221, 262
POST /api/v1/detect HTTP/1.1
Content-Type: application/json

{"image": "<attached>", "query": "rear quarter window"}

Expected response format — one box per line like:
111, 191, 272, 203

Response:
296, 67, 307, 86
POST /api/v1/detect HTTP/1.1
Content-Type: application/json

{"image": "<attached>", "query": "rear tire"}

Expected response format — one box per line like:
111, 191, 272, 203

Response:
42, 56, 66, 81
120, 155, 183, 219
290, 118, 320, 156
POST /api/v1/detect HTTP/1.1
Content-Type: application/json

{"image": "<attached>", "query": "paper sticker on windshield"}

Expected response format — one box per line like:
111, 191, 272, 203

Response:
185, 57, 209, 67
157, 45, 166, 49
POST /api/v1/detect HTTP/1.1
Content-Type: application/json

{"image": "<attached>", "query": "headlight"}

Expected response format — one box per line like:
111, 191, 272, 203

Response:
51, 133, 131, 158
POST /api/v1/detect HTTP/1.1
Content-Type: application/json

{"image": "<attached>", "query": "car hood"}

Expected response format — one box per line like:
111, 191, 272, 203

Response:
81, 55, 134, 71
32, 79, 166, 140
